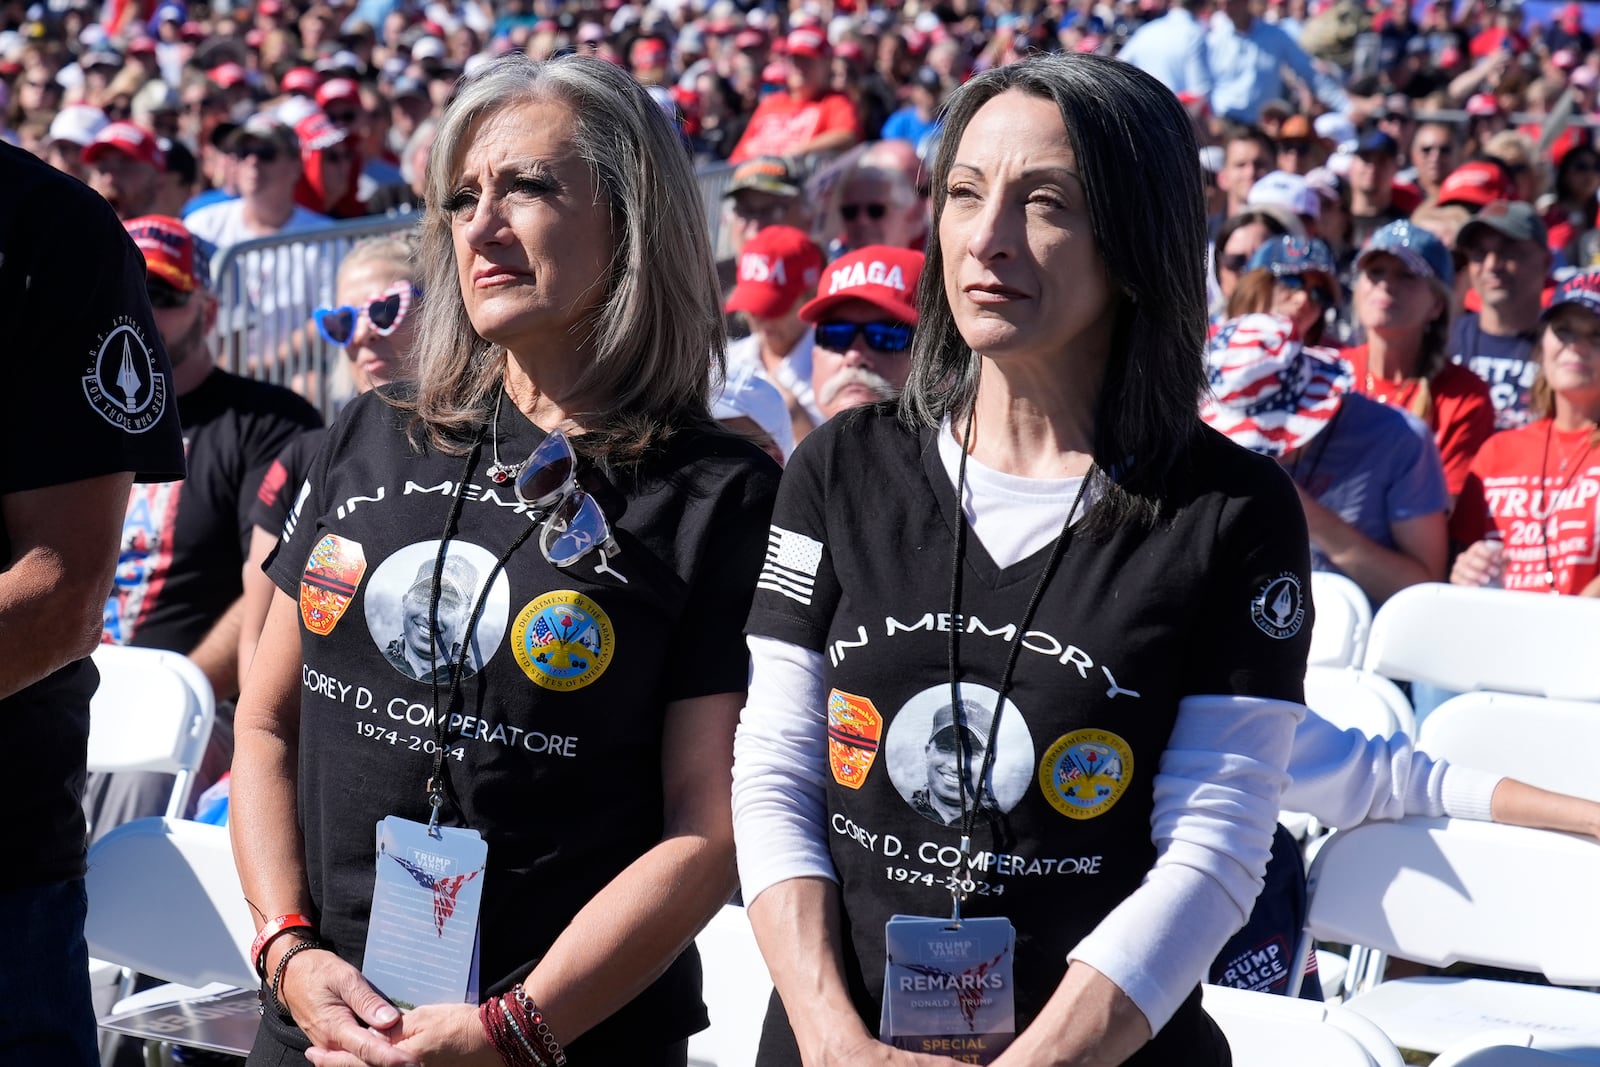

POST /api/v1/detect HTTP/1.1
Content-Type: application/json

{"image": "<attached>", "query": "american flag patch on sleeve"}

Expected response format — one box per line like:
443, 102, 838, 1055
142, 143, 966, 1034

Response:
757, 525, 824, 606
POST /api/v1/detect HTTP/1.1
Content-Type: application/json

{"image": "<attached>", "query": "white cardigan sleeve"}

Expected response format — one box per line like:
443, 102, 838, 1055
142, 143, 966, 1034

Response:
1068, 693, 1303, 1033
1279, 711, 1502, 827
731, 635, 837, 902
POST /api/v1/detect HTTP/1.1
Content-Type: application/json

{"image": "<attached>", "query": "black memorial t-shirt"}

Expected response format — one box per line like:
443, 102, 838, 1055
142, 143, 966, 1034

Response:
106, 369, 321, 653
745, 408, 1313, 1061
249, 426, 327, 537
0, 142, 186, 887
266, 388, 779, 1047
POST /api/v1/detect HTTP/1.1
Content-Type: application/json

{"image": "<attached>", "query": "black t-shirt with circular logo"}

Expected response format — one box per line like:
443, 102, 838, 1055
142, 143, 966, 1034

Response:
0, 144, 186, 889
745, 407, 1313, 1063
265, 388, 779, 1050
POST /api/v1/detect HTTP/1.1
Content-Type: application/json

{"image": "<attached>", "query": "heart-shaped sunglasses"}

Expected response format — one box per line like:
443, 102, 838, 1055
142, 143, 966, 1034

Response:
312, 282, 420, 346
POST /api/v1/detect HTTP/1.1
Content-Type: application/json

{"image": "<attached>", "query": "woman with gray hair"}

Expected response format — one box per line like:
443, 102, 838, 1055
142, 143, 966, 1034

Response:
734, 54, 1313, 1065
230, 53, 778, 1067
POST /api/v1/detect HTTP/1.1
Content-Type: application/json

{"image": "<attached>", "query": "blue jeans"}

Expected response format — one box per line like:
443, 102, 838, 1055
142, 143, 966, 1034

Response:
0, 878, 98, 1066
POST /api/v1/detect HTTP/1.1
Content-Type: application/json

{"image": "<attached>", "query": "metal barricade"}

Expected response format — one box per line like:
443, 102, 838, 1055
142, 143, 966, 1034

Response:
209, 212, 420, 420
697, 160, 738, 261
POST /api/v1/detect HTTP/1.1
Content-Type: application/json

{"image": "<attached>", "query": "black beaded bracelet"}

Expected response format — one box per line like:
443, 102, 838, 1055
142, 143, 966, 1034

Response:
269, 937, 326, 1003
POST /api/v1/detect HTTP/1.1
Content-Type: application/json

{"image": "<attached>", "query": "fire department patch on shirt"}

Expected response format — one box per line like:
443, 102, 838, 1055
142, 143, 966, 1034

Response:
827, 689, 882, 789
1039, 729, 1133, 820
511, 591, 614, 692
300, 534, 366, 636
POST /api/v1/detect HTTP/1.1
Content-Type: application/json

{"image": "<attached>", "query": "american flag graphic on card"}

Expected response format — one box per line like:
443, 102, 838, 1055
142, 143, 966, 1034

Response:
758, 526, 824, 606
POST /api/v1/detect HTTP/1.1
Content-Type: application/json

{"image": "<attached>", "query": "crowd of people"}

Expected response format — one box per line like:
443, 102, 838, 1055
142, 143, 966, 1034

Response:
6, 0, 1600, 1065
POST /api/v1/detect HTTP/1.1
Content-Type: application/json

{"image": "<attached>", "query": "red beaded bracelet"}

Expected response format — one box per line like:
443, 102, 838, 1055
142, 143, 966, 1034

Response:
251, 913, 318, 980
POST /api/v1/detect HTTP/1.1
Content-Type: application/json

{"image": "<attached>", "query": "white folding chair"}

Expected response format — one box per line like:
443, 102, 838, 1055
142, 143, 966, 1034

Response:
687, 904, 774, 1067
1202, 984, 1404, 1067
1362, 584, 1600, 700
1418, 693, 1600, 802
1304, 666, 1415, 739
1309, 572, 1373, 668
1431, 1043, 1600, 1067
1295, 817, 1600, 1055
87, 644, 216, 820
85, 817, 257, 1057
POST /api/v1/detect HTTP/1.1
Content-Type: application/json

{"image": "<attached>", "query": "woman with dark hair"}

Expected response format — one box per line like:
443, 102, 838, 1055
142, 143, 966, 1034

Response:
1452, 269, 1600, 595
1544, 142, 1600, 266
1340, 220, 1495, 502
734, 54, 1313, 1066
1227, 235, 1341, 344
230, 53, 778, 1067
1210, 207, 1293, 322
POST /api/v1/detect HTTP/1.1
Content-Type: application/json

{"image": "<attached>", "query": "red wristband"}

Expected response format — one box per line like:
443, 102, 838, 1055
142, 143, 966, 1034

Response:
252, 913, 318, 979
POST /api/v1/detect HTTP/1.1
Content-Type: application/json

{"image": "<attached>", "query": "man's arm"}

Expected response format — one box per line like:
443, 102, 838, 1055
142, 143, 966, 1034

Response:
1277, 30, 1349, 113
0, 472, 134, 700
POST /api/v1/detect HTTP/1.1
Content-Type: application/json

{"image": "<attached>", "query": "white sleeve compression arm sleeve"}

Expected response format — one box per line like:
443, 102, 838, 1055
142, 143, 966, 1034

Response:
1279, 711, 1502, 828
1068, 694, 1303, 1033
731, 635, 837, 903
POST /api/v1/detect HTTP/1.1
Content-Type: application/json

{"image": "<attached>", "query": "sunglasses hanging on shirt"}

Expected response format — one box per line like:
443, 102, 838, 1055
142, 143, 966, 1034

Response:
312, 281, 419, 346
513, 429, 620, 569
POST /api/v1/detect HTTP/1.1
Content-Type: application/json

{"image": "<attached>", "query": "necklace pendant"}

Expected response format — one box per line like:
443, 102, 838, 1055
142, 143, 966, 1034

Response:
488, 464, 513, 484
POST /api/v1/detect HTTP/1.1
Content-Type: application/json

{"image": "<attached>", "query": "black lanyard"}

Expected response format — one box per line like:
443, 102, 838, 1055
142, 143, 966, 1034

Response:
944, 415, 1094, 921
423, 433, 539, 834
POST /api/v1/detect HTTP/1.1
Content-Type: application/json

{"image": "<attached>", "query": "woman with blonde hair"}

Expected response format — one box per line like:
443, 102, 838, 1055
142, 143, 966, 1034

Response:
1453, 269, 1600, 595
1340, 220, 1494, 502
238, 233, 424, 677
231, 53, 778, 1066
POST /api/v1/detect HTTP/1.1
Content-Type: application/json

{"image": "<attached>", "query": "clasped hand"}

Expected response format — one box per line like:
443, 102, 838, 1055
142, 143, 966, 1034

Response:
280, 948, 495, 1067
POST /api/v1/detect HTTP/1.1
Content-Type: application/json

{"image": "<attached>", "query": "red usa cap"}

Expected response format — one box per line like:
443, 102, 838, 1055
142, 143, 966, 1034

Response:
786, 28, 828, 58
83, 121, 165, 170
316, 77, 360, 107
1438, 161, 1517, 208
800, 245, 923, 325
125, 214, 209, 292
725, 225, 823, 319
282, 66, 321, 94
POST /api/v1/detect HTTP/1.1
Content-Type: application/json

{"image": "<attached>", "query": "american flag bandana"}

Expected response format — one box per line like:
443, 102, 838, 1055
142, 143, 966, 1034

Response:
1200, 314, 1352, 458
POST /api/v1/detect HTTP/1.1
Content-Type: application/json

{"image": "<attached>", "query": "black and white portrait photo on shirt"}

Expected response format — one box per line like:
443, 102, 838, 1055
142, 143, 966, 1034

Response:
884, 682, 1036, 827
362, 539, 511, 683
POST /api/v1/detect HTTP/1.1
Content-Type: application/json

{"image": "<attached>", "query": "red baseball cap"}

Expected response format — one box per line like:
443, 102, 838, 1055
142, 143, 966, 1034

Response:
630, 37, 668, 67
725, 225, 824, 319
282, 66, 320, 94
1466, 92, 1502, 117
316, 77, 360, 108
128, 35, 157, 55
786, 28, 828, 58
126, 214, 208, 292
83, 121, 165, 170
799, 246, 923, 324
1438, 161, 1517, 208
734, 28, 766, 49
208, 61, 247, 88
